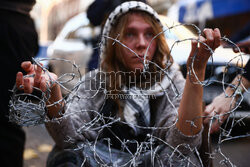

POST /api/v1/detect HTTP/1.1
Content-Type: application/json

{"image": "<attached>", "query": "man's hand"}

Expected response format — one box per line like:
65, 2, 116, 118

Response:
204, 92, 237, 133
233, 39, 250, 54
187, 28, 221, 81
16, 61, 58, 93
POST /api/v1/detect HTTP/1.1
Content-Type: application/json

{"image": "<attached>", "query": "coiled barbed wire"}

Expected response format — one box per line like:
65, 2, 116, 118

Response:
9, 23, 249, 166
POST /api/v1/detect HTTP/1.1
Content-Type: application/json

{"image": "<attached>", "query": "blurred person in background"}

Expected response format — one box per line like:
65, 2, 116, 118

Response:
86, 0, 147, 71
204, 26, 250, 133
0, 0, 39, 166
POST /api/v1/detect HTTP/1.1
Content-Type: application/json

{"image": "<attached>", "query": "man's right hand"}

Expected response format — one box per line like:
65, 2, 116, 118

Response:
16, 61, 58, 93
233, 39, 250, 54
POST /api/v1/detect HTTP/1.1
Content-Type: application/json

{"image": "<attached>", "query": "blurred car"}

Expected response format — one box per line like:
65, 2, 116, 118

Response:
35, 41, 52, 68
47, 13, 100, 95
160, 15, 250, 112
47, 12, 250, 116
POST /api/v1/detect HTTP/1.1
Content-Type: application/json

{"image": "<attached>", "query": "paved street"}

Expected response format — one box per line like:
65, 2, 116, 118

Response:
212, 137, 250, 166
23, 125, 54, 167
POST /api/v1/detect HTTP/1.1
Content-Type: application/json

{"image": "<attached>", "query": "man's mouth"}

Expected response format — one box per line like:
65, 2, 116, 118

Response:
136, 54, 145, 59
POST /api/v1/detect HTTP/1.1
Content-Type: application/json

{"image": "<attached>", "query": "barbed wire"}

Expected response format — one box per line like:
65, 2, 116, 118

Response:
9, 23, 249, 166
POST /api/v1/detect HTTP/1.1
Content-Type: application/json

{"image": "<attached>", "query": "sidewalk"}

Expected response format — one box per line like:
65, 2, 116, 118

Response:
23, 125, 54, 167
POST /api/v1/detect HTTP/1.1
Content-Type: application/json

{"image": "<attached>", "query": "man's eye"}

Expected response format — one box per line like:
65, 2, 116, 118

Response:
125, 32, 134, 38
145, 32, 154, 38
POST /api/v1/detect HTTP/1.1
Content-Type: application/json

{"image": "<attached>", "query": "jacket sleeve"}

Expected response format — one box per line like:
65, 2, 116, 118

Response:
243, 59, 250, 81
45, 70, 105, 149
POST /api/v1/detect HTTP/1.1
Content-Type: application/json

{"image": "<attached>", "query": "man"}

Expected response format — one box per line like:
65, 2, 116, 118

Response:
0, 0, 38, 166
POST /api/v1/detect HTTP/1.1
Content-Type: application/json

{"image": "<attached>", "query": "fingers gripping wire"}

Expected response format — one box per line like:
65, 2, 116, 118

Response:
9, 24, 249, 166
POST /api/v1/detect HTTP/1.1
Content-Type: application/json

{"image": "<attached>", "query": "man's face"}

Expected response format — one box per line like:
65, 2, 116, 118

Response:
119, 13, 157, 72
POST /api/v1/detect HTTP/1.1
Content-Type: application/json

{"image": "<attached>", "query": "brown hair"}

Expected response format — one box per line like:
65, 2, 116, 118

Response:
101, 11, 173, 114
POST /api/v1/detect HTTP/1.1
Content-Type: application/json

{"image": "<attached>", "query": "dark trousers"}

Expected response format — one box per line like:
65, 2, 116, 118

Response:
0, 9, 38, 167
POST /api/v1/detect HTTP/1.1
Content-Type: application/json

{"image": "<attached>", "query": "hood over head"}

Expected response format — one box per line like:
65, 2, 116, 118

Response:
100, 1, 164, 60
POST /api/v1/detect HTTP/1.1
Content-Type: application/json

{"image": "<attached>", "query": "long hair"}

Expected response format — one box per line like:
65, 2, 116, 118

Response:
101, 10, 173, 89
101, 11, 173, 114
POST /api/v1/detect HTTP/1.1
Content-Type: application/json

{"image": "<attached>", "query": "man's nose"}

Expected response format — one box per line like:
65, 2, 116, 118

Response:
136, 34, 147, 48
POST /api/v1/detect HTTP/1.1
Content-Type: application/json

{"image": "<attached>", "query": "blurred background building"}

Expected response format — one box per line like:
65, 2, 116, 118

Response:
31, 0, 250, 44
31, 0, 179, 43
167, 0, 250, 39
31, 0, 94, 43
